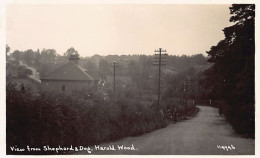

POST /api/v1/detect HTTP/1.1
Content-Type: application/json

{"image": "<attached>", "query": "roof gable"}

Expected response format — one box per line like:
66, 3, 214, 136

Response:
41, 62, 94, 81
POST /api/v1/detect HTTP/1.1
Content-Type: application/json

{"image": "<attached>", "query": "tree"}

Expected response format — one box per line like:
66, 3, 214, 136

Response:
23, 49, 35, 66
64, 47, 79, 57
6, 45, 10, 57
128, 60, 140, 86
202, 4, 255, 137
40, 49, 57, 64
83, 60, 97, 71
34, 49, 41, 67
98, 59, 110, 74
12, 50, 21, 62
37, 49, 57, 77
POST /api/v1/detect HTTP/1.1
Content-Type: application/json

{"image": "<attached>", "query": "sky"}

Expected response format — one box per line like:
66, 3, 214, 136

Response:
6, 4, 232, 57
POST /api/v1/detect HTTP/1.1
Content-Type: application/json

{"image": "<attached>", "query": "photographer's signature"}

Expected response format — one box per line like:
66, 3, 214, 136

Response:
217, 144, 235, 151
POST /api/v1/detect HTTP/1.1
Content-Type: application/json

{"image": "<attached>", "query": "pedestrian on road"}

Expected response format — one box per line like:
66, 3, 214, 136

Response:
174, 107, 177, 122
219, 104, 223, 116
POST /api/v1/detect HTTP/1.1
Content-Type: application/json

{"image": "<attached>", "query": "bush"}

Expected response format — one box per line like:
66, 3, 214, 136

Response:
222, 102, 254, 138
208, 100, 254, 138
161, 98, 197, 122
6, 83, 167, 154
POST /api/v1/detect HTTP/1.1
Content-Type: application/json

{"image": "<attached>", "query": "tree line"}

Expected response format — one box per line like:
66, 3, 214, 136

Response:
200, 4, 255, 137
7, 46, 209, 96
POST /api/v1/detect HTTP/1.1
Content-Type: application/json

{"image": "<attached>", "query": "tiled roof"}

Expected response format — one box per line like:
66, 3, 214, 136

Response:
41, 62, 94, 81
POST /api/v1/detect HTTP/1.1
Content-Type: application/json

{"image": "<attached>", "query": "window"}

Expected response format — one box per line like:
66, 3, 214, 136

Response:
62, 85, 65, 91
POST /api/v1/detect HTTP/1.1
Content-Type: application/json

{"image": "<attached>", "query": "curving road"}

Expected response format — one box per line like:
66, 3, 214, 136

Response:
76, 106, 254, 155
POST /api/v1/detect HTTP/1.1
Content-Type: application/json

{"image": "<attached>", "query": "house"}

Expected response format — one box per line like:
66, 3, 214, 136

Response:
40, 54, 98, 94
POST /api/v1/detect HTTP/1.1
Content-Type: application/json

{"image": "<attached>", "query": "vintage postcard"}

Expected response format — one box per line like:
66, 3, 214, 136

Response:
1, 0, 257, 157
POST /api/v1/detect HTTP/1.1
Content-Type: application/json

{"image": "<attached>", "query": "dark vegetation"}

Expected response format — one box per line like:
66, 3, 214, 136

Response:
6, 49, 203, 155
6, 82, 197, 155
7, 59, 33, 78
200, 4, 255, 137
8, 47, 209, 79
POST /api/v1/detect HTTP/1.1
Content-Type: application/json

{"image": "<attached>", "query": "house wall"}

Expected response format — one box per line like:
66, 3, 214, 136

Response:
41, 80, 93, 94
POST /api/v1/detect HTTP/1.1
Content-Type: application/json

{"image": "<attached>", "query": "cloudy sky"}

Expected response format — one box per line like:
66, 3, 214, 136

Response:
6, 4, 232, 57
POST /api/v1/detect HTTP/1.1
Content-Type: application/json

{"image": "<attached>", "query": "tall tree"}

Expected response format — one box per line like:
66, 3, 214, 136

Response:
202, 4, 255, 136
6, 45, 10, 56
23, 49, 35, 66
40, 49, 57, 64
34, 49, 41, 67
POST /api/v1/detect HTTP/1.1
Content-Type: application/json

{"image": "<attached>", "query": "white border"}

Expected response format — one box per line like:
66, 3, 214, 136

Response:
1, 0, 258, 4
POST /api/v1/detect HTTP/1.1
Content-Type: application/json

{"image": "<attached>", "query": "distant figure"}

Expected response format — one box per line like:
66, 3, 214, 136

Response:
219, 104, 223, 116
21, 83, 25, 91
174, 107, 177, 122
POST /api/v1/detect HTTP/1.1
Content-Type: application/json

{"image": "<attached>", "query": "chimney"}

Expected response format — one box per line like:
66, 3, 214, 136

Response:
68, 54, 80, 65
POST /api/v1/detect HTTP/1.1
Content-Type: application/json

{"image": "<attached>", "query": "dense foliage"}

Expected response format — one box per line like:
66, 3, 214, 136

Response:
6, 45, 206, 155
162, 66, 208, 102
9, 47, 209, 101
9, 48, 208, 80
6, 83, 168, 154
6, 80, 199, 155
200, 4, 255, 137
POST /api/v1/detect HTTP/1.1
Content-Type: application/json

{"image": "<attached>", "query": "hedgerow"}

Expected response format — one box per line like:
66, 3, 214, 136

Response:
6, 83, 167, 154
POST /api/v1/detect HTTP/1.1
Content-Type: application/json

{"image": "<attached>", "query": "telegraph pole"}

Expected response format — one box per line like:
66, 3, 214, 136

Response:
113, 61, 116, 96
110, 61, 119, 98
154, 48, 167, 110
184, 76, 190, 116
184, 78, 187, 116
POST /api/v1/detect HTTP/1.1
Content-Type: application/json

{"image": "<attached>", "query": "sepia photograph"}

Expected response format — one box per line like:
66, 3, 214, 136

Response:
1, 0, 256, 156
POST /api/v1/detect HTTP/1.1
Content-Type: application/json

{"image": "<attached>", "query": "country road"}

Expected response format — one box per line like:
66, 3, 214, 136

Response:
76, 106, 254, 155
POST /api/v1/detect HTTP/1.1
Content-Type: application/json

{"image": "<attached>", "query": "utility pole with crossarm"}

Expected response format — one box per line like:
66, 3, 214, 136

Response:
154, 48, 167, 111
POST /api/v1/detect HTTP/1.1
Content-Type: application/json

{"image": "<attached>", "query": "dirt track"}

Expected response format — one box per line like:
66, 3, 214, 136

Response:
76, 106, 254, 155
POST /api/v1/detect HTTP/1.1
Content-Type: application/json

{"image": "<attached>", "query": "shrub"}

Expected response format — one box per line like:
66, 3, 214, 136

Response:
6, 83, 167, 154
161, 98, 196, 122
